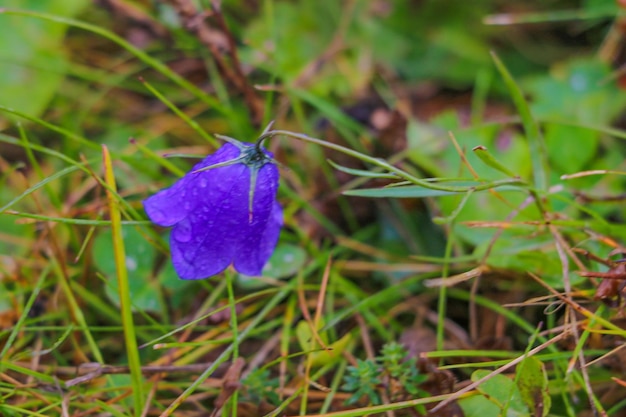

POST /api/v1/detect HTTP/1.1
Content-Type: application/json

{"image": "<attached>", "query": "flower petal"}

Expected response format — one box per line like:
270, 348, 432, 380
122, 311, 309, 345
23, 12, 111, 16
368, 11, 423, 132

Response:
143, 144, 241, 227
233, 163, 282, 275
170, 161, 250, 279
143, 141, 282, 279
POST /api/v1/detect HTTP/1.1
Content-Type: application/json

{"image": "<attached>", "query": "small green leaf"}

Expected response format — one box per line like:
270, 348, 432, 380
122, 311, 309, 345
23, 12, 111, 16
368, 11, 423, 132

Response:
238, 244, 307, 289
296, 319, 351, 367
158, 261, 194, 309
517, 357, 551, 417
544, 124, 599, 173
296, 319, 328, 349
262, 244, 307, 278
473, 145, 519, 178
492, 51, 547, 191
342, 359, 382, 405
459, 392, 501, 417
525, 58, 626, 125
93, 227, 163, 314
470, 370, 530, 417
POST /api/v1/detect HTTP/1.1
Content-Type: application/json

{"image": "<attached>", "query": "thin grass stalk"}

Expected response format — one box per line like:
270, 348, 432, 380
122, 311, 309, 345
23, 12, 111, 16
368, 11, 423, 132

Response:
102, 145, 145, 415
0, 266, 49, 360
159, 279, 297, 416
226, 271, 240, 417
259, 130, 526, 194
140, 79, 218, 148
50, 255, 104, 363
491, 52, 548, 191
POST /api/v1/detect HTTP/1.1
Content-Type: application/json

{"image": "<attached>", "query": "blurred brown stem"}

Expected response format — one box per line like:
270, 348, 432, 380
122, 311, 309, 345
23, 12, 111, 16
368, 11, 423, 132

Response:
167, 0, 264, 124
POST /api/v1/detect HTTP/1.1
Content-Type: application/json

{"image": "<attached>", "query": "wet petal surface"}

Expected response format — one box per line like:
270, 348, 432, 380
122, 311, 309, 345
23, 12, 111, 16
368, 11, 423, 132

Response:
143, 142, 282, 279
233, 163, 282, 275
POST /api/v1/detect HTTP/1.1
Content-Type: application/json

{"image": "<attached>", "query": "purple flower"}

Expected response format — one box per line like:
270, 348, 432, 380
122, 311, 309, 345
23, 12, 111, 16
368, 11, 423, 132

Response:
143, 141, 282, 279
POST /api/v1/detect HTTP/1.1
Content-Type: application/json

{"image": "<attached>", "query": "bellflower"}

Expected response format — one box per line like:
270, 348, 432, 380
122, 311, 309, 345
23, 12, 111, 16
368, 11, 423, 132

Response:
143, 139, 282, 279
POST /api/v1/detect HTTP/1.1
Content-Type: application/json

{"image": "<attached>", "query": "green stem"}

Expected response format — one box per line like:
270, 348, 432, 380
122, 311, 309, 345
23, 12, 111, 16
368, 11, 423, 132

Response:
159, 279, 296, 416
226, 272, 239, 417
102, 146, 144, 416
258, 130, 527, 193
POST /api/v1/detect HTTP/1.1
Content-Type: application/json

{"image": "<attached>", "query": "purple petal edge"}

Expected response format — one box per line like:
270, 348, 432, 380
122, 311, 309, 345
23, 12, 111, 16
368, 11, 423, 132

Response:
144, 142, 282, 279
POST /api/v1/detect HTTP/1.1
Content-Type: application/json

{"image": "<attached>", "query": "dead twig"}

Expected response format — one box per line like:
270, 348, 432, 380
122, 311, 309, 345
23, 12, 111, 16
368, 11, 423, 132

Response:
95, 0, 168, 39
12, 361, 221, 387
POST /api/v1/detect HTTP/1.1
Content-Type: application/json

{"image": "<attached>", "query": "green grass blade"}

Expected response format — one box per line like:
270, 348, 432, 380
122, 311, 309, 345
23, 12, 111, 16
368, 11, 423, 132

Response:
484, 7, 617, 25
0, 164, 82, 213
102, 145, 145, 416
343, 181, 523, 198
0, 105, 99, 150
327, 159, 398, 179
140, 79, 218, 147
0, 266, 49, 361
491, 51, 548, 190
0, 8, 229, 118
159, 279, 296, 416
472, 145, 519, 177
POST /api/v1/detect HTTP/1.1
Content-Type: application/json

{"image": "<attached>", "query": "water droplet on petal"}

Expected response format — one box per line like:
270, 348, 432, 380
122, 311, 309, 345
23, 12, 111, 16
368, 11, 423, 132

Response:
173, 218, 192, 242
126, 256, 138, 271
150, 208, 166, 223
199, 178, 207, 188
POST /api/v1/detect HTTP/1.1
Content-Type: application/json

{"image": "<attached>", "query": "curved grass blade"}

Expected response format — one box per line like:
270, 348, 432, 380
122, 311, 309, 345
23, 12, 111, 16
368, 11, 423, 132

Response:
472, 145, 519, 178
491, 52, 548, 190
327, 159, 398, 179
102, 145, 145, 416
343, 182, 523, 198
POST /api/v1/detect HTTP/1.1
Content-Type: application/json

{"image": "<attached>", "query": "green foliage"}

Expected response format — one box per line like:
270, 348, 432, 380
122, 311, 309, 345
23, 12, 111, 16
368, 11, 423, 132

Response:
239, 243, 307, 288
526, 59, 625, 125
240, 368, 280, 405
93, 227, 163, 314
517, 357, 551, 417
460, 370, 530, 417
584, 0, 618, 14
377, 0, 494, 84
379, 342, 429, 397
342, 342, 428, 407
460, 358, 551, 417
242, 0, 496, 97
1, 1, 626, 415
93, 226, 195, 313
0, 0, 88, 118
295, 318, 352, 367
342, 359, 382, 405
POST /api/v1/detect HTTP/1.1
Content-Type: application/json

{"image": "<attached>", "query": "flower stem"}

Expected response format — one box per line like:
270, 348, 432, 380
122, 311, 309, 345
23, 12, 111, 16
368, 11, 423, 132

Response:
257, 130, 527, 193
